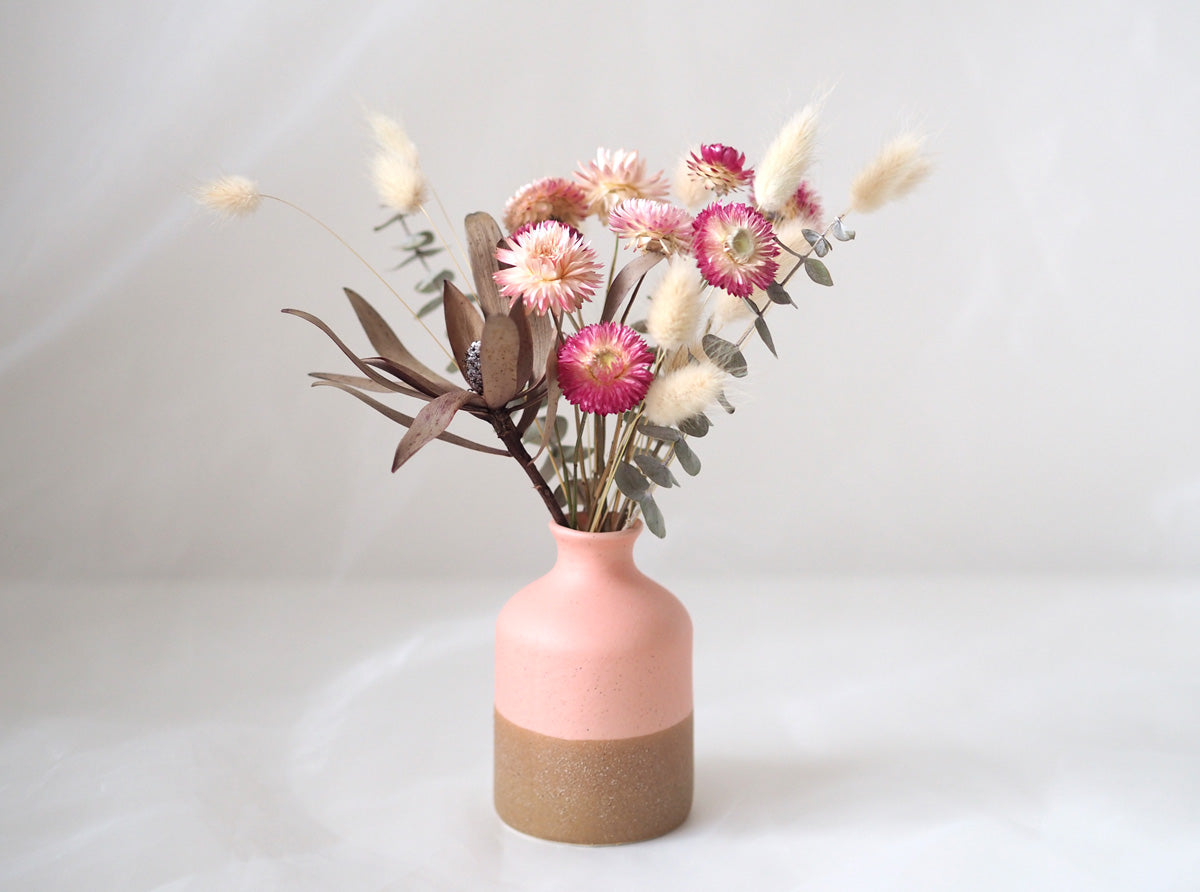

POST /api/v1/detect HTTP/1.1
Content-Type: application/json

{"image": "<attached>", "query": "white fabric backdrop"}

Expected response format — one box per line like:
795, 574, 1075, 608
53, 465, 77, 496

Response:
2, 0, 1199, 580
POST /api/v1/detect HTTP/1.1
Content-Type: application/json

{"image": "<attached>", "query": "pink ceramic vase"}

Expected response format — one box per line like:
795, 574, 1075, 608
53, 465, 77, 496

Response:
494, 521, 693, 844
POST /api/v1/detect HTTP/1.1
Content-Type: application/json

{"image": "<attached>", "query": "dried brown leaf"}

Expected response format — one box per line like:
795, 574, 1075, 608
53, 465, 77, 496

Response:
480, 313, 521, 408
508, 298, 535, 390
283, 308, 452, 398
601, 252, 663, 323
531, 350, 561, 461
392, 388, 480, 471
312, 380, 506, 456
465, 212, 508, 318
343, 288, 456, 390
308, 372, 407, 395
442, 279, 484, 371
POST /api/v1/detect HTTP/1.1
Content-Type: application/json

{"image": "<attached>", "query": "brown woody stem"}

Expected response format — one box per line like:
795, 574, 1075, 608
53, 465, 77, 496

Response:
491, 409, 569, 527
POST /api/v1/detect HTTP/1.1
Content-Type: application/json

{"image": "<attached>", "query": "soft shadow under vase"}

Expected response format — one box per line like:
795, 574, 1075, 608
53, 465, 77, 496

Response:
494, 521, 693, 845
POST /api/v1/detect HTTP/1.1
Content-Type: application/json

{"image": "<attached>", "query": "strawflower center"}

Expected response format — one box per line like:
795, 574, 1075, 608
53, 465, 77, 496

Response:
726, 227, 755, 262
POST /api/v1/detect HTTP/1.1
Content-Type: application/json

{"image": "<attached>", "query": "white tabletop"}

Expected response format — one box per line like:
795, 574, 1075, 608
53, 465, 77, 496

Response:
3, 576, 1198, 890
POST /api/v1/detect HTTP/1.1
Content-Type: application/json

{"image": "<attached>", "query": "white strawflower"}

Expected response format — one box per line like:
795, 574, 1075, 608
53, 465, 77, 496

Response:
642, 361, 727, 427
646, 257, 704, 351
848, 132, 931, 214
753, 105, 820, 216
196, 175, 262, 218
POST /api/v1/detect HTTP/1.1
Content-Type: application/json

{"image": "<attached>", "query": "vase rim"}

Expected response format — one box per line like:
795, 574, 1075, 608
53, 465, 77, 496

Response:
547, 519, 643, 543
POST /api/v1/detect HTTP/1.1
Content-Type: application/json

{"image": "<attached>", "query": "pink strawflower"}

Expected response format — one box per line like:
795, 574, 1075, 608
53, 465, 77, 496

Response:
775, 180, 824, 225
494, 221, 604, 315
608, 199, 694, 255
557, 322, 656, 415
686, 143, 753, 196
575, 148, 669, 217
502, 176, 590, 232
692, 202, 780, 298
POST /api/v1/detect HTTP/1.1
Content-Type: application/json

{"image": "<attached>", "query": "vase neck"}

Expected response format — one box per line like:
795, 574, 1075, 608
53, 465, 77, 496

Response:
548, 521, 641, 578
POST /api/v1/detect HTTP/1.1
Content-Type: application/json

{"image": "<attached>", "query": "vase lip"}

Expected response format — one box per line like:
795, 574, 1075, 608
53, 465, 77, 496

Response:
547, 519, 643, 543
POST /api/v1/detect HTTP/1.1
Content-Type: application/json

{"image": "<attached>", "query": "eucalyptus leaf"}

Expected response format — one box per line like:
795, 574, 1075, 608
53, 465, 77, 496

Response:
701, 334, 748, 378
803, 229, 830, 257
374, 212, 405, 232
615, 462, 651, 501
678, 414, 711, 438
718, 391, 736, 414
741, 295, 764, 318
633, 452, 677, 489
637, 422, 682, 442
766, 282, 794, 306
416, 295, 443, 318
638, 494, 666, 538
804, 257, 833, 286
674, 438, 701, 476
832, 217, 856, 241
399, 231, 435, 251
416, 270, 455, 294
755, 316, 778, 357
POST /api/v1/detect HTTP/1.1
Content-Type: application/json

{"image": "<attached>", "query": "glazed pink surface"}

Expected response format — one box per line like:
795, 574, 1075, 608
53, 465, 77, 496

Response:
495, 523, 693, 741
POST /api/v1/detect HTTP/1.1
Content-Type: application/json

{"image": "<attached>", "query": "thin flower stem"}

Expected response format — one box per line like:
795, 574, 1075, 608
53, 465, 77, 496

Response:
262, 194, 454, 363
734, 215, 845, 349
419, 203, 471, 294
426, 186, 472, 279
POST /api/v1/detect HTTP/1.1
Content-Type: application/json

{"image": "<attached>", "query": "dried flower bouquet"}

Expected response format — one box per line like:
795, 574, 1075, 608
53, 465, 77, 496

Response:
200, 106, 928, 537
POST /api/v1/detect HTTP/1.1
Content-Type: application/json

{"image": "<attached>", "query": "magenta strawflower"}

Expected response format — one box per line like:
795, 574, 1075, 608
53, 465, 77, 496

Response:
608, 199, 694, 255
575, 148, 669, 216
494, 221, 604, 315
502, 176, 590, 232
557, 322, 655, 415
686, 143, 754, 196
692, 202, 780, 297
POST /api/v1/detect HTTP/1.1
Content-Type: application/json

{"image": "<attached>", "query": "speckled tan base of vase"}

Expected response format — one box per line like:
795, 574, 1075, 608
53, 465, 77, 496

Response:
494, 710, 693, 845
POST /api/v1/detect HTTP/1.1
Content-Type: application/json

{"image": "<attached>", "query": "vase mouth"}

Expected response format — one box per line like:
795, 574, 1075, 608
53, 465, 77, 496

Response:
548, 519, 643, 543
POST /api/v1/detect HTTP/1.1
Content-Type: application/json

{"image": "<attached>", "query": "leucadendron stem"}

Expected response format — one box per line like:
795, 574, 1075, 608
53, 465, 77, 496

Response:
490, 409, 568, 527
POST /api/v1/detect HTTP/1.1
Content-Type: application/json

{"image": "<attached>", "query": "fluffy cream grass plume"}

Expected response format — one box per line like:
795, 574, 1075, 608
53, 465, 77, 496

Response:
646, 258, 705, 351
642, 361, 727, 427
367, 110, 420, 164
197, 175, 262, 218
753, 105, 820, 216
368, 111, 427, 213
849, 132, 931, 214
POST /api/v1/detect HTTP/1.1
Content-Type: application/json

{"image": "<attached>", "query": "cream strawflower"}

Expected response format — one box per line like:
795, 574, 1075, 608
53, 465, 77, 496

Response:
753, 105, 820, 217
646, 257, 704, 351
503, 176, 589, 231
849, 132, 932, 213
642, 361, 727, 427
494, 221, 604, 315
608, 199, 693, 255
196, 175, 262, 218
575, 148, 668, 216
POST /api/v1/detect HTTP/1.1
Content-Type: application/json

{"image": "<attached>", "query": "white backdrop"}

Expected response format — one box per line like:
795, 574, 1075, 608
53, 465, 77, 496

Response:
3, 0, 1199, 582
